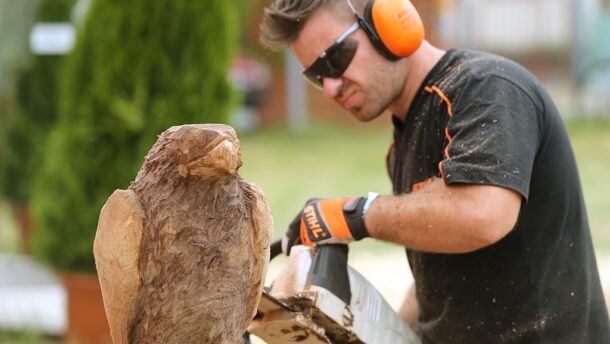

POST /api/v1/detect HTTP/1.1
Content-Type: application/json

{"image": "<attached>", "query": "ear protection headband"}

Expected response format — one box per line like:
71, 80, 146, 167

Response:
347, 0, 425, 61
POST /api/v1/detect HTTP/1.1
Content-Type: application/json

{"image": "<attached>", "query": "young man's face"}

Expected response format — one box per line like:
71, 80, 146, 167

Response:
291, 9, 406, 122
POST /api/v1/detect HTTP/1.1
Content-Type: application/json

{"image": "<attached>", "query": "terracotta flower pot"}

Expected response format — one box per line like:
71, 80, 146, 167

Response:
61, 273, 112, 344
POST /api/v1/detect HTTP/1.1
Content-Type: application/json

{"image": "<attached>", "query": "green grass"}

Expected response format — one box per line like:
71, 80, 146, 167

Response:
238, 123, 393, 240
0, 330, 63, 344
566, 119, 610, 253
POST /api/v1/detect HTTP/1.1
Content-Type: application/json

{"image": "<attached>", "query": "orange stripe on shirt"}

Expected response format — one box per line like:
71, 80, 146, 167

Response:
412, 177, 434, 192
425, 85, 455, 177
425, 86, 454, 117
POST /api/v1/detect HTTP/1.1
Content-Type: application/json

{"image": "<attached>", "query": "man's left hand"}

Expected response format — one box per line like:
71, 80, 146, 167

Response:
282, 193, 378, 254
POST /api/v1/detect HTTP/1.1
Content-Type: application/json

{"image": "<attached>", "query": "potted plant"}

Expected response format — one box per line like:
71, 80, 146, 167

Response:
29, 1, 238, 343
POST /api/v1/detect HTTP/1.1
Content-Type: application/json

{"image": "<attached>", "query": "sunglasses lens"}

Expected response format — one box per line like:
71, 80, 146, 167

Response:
302, 38, 358, 89
303, 69, 323, 89
327, 38, 358, 76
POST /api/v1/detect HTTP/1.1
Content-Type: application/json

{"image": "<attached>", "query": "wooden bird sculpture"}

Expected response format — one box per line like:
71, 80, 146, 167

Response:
93, 124, 273, 344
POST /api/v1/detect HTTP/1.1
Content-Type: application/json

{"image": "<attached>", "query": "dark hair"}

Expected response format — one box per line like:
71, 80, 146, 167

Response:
260, 0, 365, 49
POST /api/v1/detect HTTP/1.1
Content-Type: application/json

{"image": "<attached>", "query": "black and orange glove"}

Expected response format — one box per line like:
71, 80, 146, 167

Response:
282, 192, 379, 255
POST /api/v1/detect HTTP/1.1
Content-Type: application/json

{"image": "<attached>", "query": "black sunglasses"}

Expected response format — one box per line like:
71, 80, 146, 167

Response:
302, 22, 360, 89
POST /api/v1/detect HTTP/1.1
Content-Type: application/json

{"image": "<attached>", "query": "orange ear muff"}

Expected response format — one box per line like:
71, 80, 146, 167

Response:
372, 0, 424, 57
361, 0, 424, 60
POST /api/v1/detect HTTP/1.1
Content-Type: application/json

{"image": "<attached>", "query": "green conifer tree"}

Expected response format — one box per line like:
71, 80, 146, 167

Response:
31, 0, 237, 272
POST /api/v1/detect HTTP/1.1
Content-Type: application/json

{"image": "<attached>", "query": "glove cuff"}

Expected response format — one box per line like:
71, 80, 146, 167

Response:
363, 192, 379, 215
343, 192, 379, 240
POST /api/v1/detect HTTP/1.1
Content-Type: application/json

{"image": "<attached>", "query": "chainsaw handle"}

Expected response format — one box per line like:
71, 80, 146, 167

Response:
268, 239, 352, 304
311, 244, 352, 304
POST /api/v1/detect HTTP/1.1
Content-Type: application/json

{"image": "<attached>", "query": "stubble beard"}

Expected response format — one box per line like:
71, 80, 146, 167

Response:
353, 78, 402, 122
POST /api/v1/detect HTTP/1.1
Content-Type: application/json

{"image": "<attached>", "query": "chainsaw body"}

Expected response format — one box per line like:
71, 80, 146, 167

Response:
248, 245, 421, 344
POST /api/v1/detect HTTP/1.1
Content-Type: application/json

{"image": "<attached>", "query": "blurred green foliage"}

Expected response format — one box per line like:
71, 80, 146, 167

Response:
30, 0, 238, 272
0, 0, 74, 204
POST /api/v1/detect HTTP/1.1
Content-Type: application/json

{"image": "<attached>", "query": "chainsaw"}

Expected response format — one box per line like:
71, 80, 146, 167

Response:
246, 240, 421, 343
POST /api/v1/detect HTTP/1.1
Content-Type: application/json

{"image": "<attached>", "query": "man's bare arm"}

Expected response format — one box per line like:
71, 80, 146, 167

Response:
365, 178, 522, 253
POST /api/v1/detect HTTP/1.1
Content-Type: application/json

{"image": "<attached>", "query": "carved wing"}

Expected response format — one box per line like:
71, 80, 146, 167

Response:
93, 189, 145, 344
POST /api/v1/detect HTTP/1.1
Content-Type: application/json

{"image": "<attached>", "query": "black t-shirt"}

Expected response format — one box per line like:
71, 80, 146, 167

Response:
387, 49, 610, 343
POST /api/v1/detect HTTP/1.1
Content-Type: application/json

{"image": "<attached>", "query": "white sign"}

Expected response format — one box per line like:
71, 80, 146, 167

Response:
30, 23, 76, 55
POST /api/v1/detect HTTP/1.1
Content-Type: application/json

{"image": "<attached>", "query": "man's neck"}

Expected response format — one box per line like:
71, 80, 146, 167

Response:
390, 41, 446, 121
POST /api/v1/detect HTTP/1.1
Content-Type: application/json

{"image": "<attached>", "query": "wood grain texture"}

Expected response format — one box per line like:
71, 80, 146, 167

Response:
94, 124, 273, 344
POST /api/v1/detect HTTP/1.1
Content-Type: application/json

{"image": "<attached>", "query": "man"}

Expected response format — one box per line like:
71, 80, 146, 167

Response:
260, 0, 610, 342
